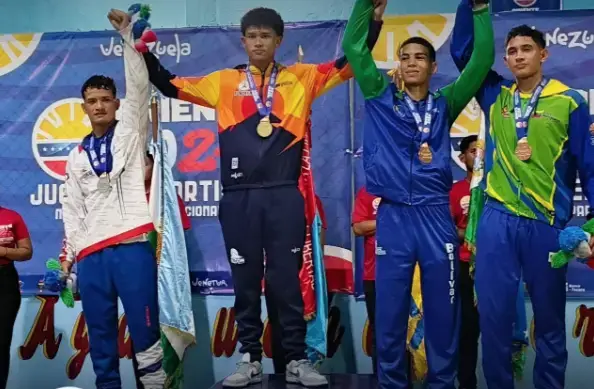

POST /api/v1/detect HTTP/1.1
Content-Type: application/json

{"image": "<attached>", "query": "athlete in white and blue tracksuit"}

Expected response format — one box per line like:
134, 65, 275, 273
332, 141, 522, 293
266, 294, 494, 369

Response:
62, 13, 164, 389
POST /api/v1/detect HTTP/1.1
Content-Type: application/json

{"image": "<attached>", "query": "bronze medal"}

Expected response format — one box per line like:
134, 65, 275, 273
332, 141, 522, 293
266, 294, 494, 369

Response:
418, 143, 432, 164
257, 116, 273, 138
515, 138, 532, 161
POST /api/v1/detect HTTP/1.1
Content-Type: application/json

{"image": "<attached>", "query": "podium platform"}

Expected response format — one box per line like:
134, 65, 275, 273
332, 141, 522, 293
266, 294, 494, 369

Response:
209, 374, 377, 388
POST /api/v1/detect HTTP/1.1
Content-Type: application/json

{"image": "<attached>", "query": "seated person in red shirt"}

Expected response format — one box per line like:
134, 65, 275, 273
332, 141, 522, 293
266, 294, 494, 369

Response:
450, 135, 480, 389
352, 187, 413, 387
0, 207, 33, 389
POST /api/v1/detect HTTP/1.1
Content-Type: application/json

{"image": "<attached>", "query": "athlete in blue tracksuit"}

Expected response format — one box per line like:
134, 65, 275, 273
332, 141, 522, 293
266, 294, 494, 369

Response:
342, 0, 494, 387
451, 1, 594, 388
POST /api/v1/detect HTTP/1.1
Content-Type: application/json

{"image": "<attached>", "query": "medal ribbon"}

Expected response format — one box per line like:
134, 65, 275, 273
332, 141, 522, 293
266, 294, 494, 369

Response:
245, 64, 278, 118
404, 93, 434, 144
82, 128, 115, 176
513, 77, 548, 140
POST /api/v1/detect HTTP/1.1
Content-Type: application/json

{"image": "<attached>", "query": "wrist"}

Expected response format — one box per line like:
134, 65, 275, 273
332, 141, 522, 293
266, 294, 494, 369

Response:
1, 247, 7, 257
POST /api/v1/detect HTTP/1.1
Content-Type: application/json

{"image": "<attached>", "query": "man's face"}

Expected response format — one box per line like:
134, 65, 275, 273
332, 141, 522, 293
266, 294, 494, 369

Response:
504, 35, 547, 80
241, 26, 281, 65
81, 88, 119, 126
399, 43, 436, 86
459, 141, 477, 172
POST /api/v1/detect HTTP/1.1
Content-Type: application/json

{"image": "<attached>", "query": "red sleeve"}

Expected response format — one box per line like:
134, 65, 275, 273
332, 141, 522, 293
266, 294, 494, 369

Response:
177, 195, 191, 230
352, 188, 371, 224
449, 183, 463, 226
12, 212, 30, 241
315, 195, 327, 229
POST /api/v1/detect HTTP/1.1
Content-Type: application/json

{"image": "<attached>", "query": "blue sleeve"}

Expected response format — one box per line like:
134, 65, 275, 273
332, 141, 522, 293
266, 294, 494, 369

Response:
449, 0, 504, 111
567, 92, 594, 213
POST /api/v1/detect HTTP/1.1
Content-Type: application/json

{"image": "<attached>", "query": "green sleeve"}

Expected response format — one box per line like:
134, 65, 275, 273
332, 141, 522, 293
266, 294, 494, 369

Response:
440, 7, 495, 123
342, 0, 389, 99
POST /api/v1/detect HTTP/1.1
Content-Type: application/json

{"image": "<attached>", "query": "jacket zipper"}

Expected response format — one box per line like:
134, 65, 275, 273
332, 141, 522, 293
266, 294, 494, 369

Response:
408, 101, 416, 205
116, 177, 126, 218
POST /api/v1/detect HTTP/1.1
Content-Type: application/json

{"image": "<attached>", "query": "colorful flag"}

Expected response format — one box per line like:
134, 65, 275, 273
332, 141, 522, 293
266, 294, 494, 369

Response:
299, 118, 328, 363
464, 117, 486, 273
148, 131, 195, 388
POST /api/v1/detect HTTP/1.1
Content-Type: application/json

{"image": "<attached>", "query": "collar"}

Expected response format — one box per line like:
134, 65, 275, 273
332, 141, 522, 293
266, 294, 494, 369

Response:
394, 89, 437, 101
234, 61, 284, 76
509, 78, 569, 98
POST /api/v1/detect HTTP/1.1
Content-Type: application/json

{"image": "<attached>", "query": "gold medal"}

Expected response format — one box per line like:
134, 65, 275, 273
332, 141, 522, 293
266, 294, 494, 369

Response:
515, 138, 532, 161
418, 143, 432, 164
257, 116, 273, 138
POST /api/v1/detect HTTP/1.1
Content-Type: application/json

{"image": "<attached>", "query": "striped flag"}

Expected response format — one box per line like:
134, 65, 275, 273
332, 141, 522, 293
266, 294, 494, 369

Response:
464, 120, 486, 273
299, 119, 328, 363
296, 45, 328, 363
148, 132, 196, 388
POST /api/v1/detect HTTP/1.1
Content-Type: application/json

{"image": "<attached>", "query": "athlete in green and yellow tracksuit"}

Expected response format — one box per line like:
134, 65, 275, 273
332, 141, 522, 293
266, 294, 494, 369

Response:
343, 0, 494, 387
452, 12, 594, 389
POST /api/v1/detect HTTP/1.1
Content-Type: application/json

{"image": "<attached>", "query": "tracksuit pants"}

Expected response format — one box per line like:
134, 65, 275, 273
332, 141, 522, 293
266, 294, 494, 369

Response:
0, 264, 20, 389
219, 186, 307, 363
457, 260, 480, 389
375, 202, 459, 389
475, 205, 567, 389
77, 241, 165, 389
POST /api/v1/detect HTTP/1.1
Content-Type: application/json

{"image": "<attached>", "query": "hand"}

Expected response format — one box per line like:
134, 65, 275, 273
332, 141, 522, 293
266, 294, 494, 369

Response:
61, 260, 73, 276
373, 0, 387, 21
108, 9, 131, 31
589, 236, 594, 255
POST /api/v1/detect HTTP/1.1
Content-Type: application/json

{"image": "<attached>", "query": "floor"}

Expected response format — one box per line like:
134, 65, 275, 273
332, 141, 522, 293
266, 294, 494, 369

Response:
208, 374, 378, 389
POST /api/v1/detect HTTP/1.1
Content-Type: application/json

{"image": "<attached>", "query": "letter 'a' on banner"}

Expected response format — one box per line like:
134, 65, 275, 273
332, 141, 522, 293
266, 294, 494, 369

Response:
491, 0, 562, 13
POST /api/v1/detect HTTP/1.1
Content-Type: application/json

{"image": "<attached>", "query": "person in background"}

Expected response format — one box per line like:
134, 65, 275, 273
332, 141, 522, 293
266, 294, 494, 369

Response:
352, 187, 414, 388
0, 206, 33, 389
449, 135, 480, 389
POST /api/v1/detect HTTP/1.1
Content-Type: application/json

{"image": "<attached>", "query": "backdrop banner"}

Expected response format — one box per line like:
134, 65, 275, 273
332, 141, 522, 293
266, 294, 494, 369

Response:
0, 10, 592, 297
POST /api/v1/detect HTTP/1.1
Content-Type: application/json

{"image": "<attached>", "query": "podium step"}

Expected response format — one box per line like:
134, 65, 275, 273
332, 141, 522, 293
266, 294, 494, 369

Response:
209, 374, 377, 388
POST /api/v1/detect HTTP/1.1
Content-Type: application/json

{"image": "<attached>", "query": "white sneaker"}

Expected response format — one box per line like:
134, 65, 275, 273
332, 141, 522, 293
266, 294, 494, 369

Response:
222, 353, 263, 388
286, 359, 328, 387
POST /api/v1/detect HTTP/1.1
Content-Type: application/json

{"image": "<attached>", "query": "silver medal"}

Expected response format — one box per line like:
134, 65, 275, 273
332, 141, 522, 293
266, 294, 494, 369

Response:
97, 174, 111, 194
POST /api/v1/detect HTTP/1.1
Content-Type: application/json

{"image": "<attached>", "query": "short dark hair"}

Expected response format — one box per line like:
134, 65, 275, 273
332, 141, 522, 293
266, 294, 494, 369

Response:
505, 25, 546, 49
400, 37, 436, 62
240, 8, 284, 37
459, 135, 478, 154
81, 75, 116, 99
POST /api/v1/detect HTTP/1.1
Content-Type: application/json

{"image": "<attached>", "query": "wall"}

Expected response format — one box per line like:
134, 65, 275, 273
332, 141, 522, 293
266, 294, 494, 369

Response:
8, 295, 594, 389
1, 0, 593, 34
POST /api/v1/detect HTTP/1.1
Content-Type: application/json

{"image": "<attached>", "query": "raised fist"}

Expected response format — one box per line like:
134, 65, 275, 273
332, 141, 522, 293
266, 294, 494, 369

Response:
108, 9, 131, 31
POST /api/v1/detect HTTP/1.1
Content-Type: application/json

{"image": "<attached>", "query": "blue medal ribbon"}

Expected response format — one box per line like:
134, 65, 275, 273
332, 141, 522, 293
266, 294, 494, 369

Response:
404, 93, 434, 145
245, 64, 278, 119
82, 127, 115, 176
513, 77, 548, 140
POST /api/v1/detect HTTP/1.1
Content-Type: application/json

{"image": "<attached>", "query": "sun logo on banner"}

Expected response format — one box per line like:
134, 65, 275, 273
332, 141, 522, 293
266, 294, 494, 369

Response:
32, 98, 91, 181
0, 33, 43, 77
371, 14, 455, 70
450, 98, 485, 170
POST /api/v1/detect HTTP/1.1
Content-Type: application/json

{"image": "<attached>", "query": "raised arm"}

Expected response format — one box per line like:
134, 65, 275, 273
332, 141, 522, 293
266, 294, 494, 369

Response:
342, 0, 389, 100
310, 17, 384, 98
62, 152, 85, 271
567, 91, 594, 220
449, 0, 502, 112
441, 3, 494, 123
143, 53, 222, 108
107, 10, 150, 138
